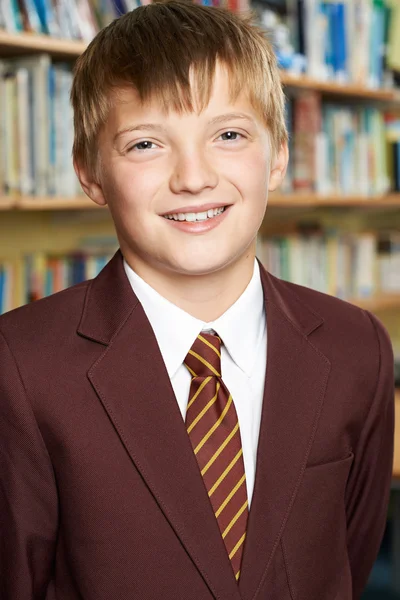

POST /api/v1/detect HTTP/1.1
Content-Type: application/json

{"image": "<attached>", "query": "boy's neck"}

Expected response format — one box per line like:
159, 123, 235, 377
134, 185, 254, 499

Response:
123, 246, 257, 323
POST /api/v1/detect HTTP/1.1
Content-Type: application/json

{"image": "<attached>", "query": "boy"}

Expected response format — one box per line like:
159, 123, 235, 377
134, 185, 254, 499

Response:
0, 1, 395, 598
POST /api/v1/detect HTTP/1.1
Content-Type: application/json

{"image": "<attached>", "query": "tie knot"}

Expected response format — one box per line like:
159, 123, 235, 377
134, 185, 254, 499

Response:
184, 332, 222, 379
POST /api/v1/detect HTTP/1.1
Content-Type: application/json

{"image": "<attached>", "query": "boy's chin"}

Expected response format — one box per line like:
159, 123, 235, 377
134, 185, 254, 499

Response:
167, 254, 237, 276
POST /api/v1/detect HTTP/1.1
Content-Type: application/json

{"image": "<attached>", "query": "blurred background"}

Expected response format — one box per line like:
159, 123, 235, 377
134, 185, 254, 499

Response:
0, 0, 399, 597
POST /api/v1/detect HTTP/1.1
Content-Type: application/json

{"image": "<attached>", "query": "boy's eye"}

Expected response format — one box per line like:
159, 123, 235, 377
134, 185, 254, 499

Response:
128, 140, 157, 152
127, 130, 244, 153
219, 131, 243, 141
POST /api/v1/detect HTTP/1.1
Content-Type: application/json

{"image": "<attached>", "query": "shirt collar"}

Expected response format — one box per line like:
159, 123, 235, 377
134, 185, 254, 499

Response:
123, 258, 265, 379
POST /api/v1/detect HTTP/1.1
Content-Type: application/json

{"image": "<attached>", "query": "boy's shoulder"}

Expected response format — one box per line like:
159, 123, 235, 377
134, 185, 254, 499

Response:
0, 280, 90, 346
265, 271, 392, 363
267, 271, 371, 330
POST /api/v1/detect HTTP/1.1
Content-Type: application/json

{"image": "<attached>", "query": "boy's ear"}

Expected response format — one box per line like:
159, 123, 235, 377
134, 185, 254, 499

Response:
268, 141, 289, 192
73, 158, 108, 206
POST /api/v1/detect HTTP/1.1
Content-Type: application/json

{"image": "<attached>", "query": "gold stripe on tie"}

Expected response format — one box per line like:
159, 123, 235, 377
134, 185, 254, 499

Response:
187, 349, 221, 377
187, 383, 220, 434
187, 376, 213, 410
201, 423, 239, 476
222, 500, 248, 539
229, 532, 246, 560
208, 449, 243, 496
193, 395, 233, 454
215, 474, 246, 518
198, 334, 221, 357
184, 332, 249, 583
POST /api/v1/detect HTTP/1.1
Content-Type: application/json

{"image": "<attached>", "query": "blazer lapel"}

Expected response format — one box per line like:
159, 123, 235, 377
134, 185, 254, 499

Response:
78, 251, 242, 600
238, 260, 331, 600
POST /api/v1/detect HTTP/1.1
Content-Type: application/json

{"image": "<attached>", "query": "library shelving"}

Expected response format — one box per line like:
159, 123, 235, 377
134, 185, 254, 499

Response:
2, 193, 400, 211
0, 31, 399, 99
0, 31, 86, 58
0, 31, 399, 366
352, 294, 400, 313
280, 72, 400, 102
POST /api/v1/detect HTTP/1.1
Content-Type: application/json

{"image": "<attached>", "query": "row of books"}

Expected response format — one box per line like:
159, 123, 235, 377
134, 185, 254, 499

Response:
263, 0, 397, 89
1, 54, 400, 201
0, 55, 80, 197
256, 228, 400, 300
0, 0, 250, 41
1, 229, 400, 314
0, 0, 398, 90
0, 249, 115, 314
283, 91, 395, 196
0, 0, 142, 41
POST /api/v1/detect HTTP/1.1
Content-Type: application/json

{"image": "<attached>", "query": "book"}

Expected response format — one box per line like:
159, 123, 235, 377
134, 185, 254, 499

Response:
17, 0, 42, 32
292, 91, 322, 192
256, 228, 398, 300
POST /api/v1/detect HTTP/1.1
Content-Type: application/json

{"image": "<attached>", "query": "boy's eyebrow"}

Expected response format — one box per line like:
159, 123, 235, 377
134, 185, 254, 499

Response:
113, 112, 254, 144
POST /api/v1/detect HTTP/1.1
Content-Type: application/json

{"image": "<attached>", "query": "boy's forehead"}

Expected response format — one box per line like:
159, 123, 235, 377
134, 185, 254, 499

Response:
108, 80, 258, 131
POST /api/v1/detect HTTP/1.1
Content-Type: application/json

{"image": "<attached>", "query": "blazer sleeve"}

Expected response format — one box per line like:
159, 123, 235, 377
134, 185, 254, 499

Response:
344, 310, 395, 600
0, 329, 58, 598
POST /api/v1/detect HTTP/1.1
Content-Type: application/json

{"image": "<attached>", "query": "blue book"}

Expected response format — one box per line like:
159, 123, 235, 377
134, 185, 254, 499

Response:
48, 65, 56, 196
370, 1, 385, 87
45, 265, 53, 297
10, 0, 23, 31
96, 256, 108, 274
324, 3, 336, 79
111, 0, 127, 16
31, 0, 48, 34
71, 254, 86, 285
334, 2, 347, 79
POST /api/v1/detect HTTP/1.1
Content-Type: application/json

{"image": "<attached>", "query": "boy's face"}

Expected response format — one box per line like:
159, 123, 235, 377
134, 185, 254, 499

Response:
76, 62, 288, 280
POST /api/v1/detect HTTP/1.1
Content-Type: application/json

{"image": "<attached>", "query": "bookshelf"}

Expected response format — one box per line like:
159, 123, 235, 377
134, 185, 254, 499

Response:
0, 31, 398, 97
0, 31, 86, 58
2, 192, 400, 211
280, 73, 400, 102
350, 295, 400, 313
0, 29, 398, 344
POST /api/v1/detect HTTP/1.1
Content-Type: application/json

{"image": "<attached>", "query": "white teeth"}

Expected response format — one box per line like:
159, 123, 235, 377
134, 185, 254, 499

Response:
164, 206, 226, 222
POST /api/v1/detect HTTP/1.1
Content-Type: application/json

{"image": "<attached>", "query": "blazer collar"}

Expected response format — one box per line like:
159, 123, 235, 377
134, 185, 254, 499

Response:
78, 249, 330, 600
78, 249, 324, 344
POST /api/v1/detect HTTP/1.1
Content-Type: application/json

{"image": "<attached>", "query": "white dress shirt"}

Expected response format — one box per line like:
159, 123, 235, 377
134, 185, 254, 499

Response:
123, 258, 267, 508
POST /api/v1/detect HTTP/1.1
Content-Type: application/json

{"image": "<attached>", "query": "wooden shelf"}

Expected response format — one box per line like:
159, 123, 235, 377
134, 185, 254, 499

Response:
0, 31, 398, 101
13, 196, 101, 210
0, 30, 87, 59
0, 197, 15, 210
394, 389, 400, 479
2, 193, 400, 211
269, 193, 400, 207
349, 294, 400, 312
280, 72, 400, 102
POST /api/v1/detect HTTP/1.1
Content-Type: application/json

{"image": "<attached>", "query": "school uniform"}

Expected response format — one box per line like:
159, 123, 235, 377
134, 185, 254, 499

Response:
0, 248, 394, 599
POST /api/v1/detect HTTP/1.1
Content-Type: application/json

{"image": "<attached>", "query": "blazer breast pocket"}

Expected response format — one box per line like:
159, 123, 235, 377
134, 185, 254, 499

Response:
281, 452, 354, 600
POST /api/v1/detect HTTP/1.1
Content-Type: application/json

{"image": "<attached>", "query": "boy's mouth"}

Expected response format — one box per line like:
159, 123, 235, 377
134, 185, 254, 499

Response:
162, 206, 228, 222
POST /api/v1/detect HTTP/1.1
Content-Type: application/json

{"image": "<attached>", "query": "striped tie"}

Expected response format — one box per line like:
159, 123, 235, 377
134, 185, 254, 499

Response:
184, 332, 249, 583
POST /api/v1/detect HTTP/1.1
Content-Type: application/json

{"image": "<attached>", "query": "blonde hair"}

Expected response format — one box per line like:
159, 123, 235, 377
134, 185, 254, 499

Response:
71, 0, 288, 179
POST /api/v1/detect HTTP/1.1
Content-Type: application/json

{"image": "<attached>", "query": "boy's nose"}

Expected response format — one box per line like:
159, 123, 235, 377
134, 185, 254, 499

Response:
169, 152, 219, 195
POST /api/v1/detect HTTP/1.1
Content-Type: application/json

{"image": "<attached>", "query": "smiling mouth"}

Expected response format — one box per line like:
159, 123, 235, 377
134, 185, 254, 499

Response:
162, 206, 229, 222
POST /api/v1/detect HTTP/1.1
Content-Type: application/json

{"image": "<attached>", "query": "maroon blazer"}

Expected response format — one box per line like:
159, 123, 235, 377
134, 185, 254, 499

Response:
0, 249, 395, 600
